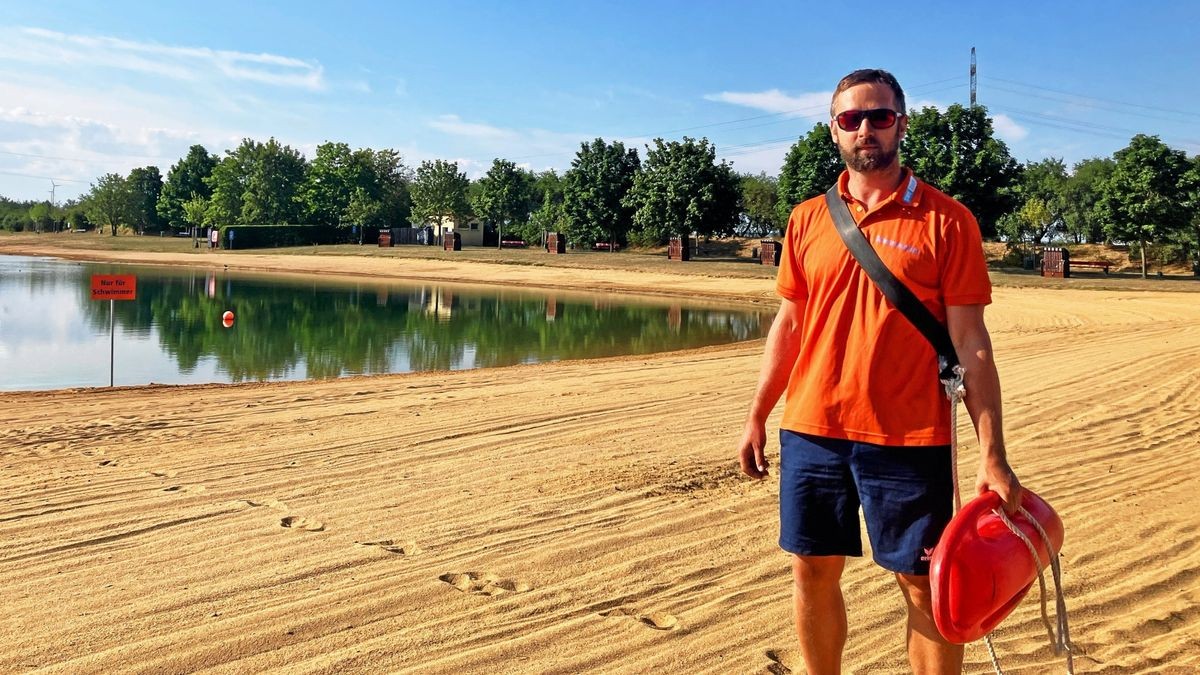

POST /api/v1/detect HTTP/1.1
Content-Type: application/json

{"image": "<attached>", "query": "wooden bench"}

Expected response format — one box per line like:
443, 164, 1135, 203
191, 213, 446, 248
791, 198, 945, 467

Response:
1069, 260, 1111, 274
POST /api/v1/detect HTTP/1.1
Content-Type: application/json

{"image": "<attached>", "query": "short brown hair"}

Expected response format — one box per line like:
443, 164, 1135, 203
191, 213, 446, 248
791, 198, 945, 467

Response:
830, 69, 906, 116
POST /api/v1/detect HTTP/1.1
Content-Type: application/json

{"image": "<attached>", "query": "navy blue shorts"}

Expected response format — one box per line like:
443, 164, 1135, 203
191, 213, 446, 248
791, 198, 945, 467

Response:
778, 430, 953, 575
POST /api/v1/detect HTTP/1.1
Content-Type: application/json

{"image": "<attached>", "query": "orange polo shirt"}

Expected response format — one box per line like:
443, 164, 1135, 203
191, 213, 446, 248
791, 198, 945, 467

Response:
776, 169, 991, 446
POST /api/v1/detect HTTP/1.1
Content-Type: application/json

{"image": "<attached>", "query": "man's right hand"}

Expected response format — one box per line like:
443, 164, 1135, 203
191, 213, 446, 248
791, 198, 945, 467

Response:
737, 420, 770, 479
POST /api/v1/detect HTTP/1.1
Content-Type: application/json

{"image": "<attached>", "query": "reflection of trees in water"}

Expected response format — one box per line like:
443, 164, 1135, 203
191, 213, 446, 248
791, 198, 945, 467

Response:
77, 268, 770, 382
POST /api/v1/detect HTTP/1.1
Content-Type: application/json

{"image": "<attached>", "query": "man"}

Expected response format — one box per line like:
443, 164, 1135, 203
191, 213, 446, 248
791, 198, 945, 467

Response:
735, 69, 1021, 674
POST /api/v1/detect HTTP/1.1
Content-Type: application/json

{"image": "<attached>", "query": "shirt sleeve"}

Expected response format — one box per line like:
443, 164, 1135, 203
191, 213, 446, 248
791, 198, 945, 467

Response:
776, 204, 809, 301
939, 205, 992, 306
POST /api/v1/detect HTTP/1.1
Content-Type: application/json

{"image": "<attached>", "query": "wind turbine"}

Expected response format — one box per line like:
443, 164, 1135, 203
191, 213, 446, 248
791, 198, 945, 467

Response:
48, 180, 59, 232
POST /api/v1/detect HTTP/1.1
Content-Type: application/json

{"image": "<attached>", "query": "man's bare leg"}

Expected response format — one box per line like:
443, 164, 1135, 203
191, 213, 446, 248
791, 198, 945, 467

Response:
896, 572, 963, 674
793, 555, 847, 675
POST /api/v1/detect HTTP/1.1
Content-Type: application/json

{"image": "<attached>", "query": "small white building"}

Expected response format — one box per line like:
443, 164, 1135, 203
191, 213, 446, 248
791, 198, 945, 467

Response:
432, 216, 483, 247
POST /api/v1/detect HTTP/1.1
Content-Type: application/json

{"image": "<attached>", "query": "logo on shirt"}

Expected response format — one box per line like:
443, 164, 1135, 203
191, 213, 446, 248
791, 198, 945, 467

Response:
873, 234, 921, 256
920, 547, 934, 562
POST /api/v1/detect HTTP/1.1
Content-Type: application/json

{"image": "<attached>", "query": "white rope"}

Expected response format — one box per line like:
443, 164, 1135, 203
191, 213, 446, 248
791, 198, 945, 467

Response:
941, 362, 1073, 674
941, 362, 966, 513
983, 632, 1005, 674
982, 499, 1076, 674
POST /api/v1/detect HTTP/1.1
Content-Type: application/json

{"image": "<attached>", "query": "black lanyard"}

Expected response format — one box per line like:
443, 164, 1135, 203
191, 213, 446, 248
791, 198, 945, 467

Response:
823, 186, 961, 383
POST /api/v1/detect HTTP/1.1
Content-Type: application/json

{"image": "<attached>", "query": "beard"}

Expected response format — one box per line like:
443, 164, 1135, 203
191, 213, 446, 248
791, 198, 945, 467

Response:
840, 141, 899, 173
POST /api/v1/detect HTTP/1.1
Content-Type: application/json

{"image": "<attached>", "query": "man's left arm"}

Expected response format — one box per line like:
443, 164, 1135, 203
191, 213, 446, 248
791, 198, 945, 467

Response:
946, 304, 1023, 513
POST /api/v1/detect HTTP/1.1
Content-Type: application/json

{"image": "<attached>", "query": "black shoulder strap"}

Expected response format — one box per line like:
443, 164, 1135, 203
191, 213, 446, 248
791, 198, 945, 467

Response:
824, 186, 960, 382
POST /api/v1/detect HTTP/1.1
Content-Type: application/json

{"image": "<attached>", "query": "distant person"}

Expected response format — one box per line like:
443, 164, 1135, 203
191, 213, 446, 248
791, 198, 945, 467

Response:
734, 68, 1021, 674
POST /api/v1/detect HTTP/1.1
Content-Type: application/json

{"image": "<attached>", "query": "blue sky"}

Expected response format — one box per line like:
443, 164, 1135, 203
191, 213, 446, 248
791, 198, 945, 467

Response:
1, 1, 1198, 203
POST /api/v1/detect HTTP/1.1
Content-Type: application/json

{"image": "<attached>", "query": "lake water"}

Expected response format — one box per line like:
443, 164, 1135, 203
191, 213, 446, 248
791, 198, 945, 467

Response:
0, 255, 772, 391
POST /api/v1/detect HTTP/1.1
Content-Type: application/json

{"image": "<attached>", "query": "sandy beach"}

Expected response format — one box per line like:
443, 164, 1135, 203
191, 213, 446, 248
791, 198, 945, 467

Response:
2, 242, 1198, 673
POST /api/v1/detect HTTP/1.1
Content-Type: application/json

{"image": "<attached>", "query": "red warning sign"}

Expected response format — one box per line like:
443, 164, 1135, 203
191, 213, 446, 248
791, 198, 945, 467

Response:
90, 274, 137, 301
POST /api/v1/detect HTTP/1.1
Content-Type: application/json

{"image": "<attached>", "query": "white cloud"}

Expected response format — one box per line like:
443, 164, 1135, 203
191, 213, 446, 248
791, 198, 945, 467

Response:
428, 115, 518, 140
0, 77, 264, 200
704, 89, 832, 118
0, 26, 346, 202
1, 27, 326, 91
991, 114, 1029, 142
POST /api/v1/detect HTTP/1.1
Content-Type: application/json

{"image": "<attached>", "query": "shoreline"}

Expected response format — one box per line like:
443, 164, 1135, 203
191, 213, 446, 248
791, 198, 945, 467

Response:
0, 239, 782, 305
3, 241, 1200, 672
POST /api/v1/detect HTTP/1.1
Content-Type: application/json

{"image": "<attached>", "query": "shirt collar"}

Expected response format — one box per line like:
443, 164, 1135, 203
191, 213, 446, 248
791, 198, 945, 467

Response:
837, 167, 923, 209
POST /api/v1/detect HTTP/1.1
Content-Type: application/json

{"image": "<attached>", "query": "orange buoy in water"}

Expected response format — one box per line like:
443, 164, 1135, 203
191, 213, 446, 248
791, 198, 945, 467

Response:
222, 310, 235, 327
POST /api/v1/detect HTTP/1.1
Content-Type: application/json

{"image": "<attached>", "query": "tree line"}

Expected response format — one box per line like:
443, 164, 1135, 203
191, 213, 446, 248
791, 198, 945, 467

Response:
3, 103, 1198, 275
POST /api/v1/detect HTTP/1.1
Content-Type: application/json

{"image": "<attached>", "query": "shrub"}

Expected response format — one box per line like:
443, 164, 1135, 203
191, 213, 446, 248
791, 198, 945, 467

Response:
220, 224, 352, 249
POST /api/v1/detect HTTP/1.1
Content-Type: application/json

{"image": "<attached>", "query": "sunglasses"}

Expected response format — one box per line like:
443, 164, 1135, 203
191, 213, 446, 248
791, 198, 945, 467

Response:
833, 108, 901, 131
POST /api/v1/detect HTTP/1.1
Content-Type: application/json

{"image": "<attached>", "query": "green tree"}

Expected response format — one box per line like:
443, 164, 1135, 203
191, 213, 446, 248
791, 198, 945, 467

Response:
28, 202, 53, 233
740, 172, 782, 237
1, 197, 35, 231
563, 138, 640, 247
997, 197, 1052, 257
128, 165, 165, 233
1013, 158, 1068, 243
522, 193, 568, 245
206, 138, 309, 225
182, 195, 210, 230
473, 159, 536, 246
777, 122, 842, 224
157, 145, 217, 230
1063, 157, 1116, 243
372, 148, 412, 227
345, 187, 384, 242
1171, 156, 1200, 266
532, 170, 564, 204
409, 160, 471, 228
903, 104, 1020, 237
515, 171, 566, 245
66, 209, 91, 232
1183, 157, 1200, 267
625, 137, 742, 245
1095, 134, 1192, 277
304, 142, 372, 225
84, 173, 135, 235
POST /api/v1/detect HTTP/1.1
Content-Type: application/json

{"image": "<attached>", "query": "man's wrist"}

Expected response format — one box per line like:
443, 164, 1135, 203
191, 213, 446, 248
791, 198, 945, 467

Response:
979, 447, 1009, 464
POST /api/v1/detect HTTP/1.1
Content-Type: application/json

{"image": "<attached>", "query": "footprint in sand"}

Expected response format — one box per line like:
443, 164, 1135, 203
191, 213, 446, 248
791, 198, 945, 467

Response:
359, 539, 423, 556
600, 606, 680, 631
147, 470, 178, 478
162, 485, 207, 494
238, 499, 289, 510
439, 572, 533, 597
280, 515, 325, 532
765, 648, 802, 674
98, 459, 119, 467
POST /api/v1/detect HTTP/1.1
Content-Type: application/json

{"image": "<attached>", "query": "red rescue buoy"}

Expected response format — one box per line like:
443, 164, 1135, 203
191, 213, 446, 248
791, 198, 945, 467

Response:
930, 489, 1064, 644
222, 310, 235, 328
